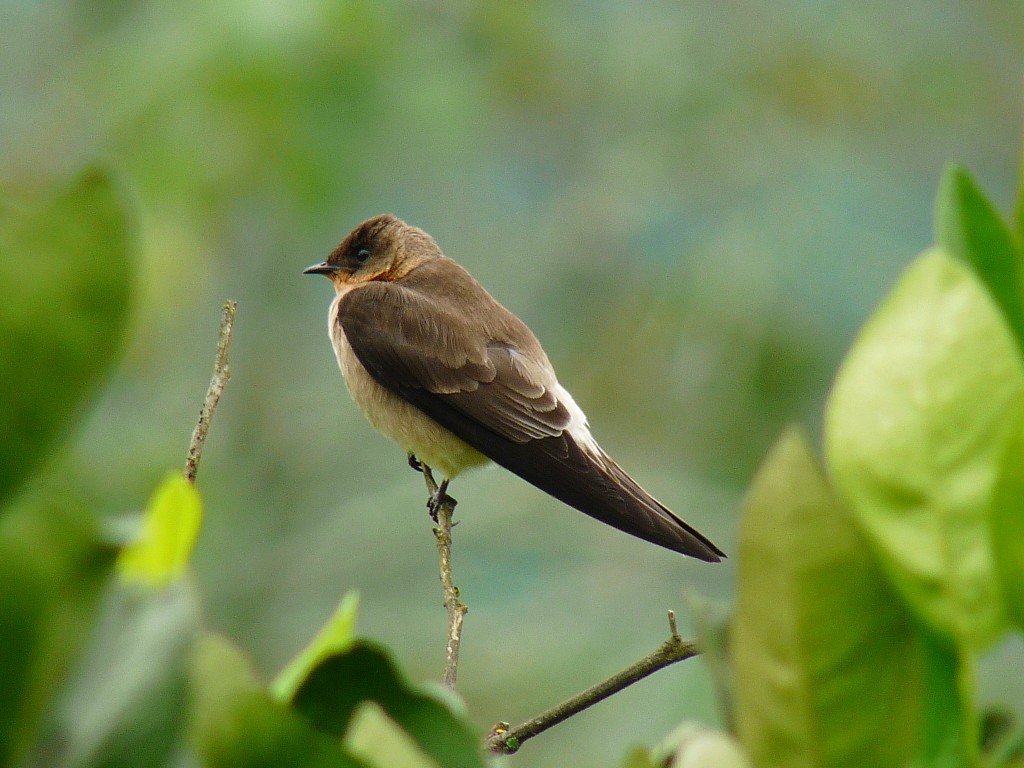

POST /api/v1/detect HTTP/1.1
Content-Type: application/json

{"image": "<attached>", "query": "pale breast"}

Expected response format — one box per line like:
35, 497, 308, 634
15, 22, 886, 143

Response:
327, 290, 490, 478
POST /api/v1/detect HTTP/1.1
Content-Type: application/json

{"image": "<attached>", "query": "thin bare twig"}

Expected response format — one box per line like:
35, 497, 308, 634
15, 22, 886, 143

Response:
421, 464, 467, 690
184, 300, 237, 484
485, 611, 699, 755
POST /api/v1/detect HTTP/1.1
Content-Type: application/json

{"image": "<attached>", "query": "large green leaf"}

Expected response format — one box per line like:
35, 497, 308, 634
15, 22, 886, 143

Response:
0, 169, 134, 505
824, 249, 1024, 649
934, 165, 1024, 356
291, 643, 483, 768
0, 493, 116, 766
731, 428, 964, 767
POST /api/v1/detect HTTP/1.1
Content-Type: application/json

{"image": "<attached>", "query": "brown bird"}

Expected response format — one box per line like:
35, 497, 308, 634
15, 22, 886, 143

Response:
304, 214, 724, 562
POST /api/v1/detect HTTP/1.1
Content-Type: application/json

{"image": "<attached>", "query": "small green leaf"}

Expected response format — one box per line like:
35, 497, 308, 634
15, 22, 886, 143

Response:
292, 643, 483, 768
990, 413, 1024, 631
825, 249, 1024, 649
935, 165, 1024, 356
732, 428, 941, 767
118, 474, 203, 588
271, 591, 359, 703
0, 169, 134, 505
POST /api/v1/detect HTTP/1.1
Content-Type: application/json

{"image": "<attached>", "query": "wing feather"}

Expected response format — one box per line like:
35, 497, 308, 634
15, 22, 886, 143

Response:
335, 259, 724, 561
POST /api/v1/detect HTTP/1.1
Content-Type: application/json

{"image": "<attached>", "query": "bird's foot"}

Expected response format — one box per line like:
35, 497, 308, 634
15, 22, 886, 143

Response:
427, 478, 455, 523
408, 453, 423, 472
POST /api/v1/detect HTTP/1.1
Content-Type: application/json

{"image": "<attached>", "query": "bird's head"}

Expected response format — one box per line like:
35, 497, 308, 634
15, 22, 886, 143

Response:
303, 214, 441, 288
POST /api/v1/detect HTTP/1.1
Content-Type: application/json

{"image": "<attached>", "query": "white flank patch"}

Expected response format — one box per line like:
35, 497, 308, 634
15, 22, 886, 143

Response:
552, 382, 602, 456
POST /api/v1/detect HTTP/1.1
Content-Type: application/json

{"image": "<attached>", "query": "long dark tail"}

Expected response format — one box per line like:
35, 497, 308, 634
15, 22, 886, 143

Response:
399, 387, 725, 561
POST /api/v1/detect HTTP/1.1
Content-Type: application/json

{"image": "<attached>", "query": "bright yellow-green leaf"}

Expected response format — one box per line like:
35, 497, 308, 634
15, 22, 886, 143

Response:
270, 591, 359, 703
825, 249, 1024, 649
118, 474, 202, 588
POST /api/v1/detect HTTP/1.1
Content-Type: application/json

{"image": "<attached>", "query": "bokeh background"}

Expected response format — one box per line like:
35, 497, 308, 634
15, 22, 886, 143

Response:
3, 1, 1023, 765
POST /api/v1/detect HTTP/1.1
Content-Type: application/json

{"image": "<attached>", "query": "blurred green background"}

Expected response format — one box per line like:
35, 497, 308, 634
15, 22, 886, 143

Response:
3, 1, 1022, 765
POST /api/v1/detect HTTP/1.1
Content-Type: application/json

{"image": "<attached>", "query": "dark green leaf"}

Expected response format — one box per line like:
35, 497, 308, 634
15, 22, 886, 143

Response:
913, 632, 970, 768
199, 692, 365, 768
990, 411, 1024, 631
0, 169, 134, 505
732, 428, 960, 767
1015, 148, 1024, 242
935, 165, 1024, 356
190, 633, 368, 768
292, 642, 483, 768
825, 249, 1023, 649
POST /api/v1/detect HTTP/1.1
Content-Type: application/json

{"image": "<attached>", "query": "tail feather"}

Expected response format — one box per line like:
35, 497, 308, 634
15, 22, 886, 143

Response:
397, 385, 725, 560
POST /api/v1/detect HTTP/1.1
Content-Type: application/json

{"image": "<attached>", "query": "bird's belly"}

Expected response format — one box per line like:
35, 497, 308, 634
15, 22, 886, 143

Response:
329, 311, 489, 478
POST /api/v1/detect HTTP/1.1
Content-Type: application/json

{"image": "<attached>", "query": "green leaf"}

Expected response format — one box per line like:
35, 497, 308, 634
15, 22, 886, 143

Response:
345, 702, 441, 768
292, 642, 483, 768
912, 632, 970, 768
824, 249, 1024, 649
27, 580, 199, 768
117, 474, 203, 588
199, 691, 368, 768
0, 169, 134, 505
990, 412, 1024, 631
620, 747, 659, 768
189, 632, 264, 738
732, 428, 950, 767
190, 634, 366, 768
0, 493, 115, 766
271, 591, 359, 703
935, 165, 1024, 356
684, 592, 733, 728
651, 723, 751, 768
1015, 145, 1024, 241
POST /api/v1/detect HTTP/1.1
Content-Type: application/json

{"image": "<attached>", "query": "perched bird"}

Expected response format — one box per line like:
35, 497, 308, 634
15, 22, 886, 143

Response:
304, 215, 724, 562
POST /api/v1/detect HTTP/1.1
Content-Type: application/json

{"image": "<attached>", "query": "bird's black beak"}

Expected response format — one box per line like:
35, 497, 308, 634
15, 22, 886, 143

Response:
303, 261, 341, 276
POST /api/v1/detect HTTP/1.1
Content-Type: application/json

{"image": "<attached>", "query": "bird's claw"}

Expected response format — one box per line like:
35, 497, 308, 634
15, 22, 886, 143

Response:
408, 453, 423, 472
427, 479, 455, 523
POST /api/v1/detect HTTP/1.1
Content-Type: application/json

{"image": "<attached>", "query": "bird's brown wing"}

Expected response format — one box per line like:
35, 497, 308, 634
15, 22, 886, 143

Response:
336, 270, 724, 561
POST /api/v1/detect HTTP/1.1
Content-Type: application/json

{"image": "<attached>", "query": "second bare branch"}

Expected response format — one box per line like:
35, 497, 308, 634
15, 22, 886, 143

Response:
422, 464, 467, 690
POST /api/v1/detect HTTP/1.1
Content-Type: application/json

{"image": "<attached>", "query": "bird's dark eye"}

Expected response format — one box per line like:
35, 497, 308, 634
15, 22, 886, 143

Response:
355, 248, 372, 264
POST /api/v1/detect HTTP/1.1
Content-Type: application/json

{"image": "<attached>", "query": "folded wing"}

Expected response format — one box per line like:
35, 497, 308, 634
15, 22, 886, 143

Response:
336, 262, 724, 561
